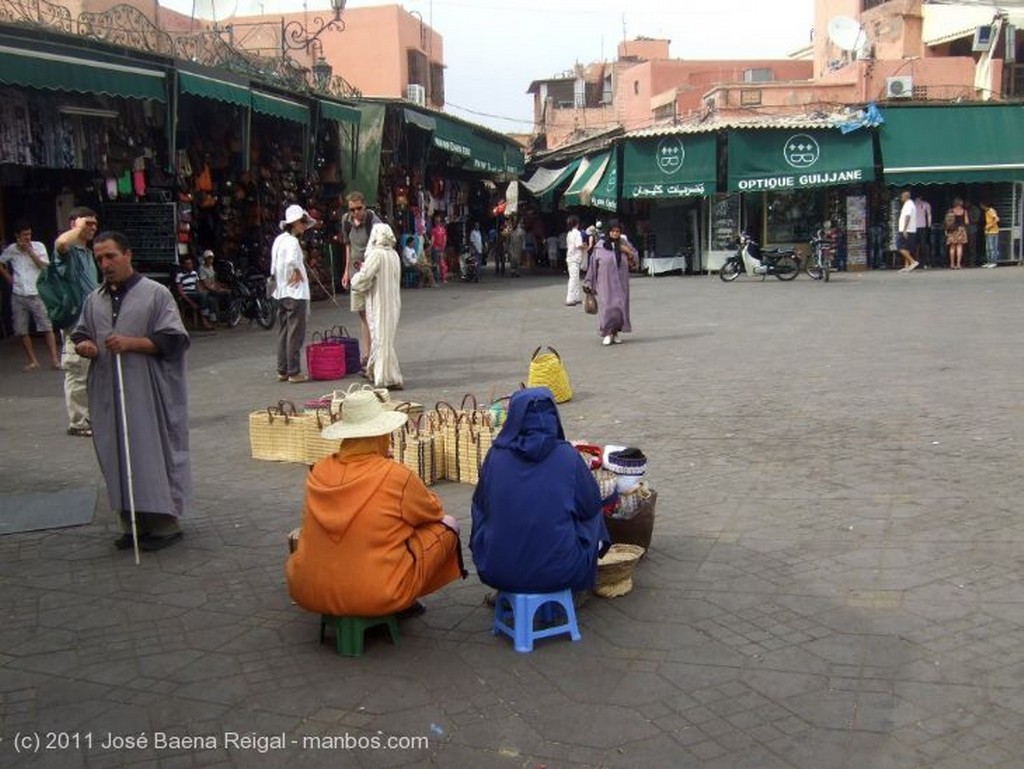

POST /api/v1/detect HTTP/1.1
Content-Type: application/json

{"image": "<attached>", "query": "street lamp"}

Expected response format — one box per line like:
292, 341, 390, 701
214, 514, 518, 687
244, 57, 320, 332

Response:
281, 0, 347, 53
312, 54, 333, 89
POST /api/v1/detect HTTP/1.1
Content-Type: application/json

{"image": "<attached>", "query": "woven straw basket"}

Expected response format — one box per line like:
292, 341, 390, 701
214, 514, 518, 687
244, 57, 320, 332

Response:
595, 543, 646, 598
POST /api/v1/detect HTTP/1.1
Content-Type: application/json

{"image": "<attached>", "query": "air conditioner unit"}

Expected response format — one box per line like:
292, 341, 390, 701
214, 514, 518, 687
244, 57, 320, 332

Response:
886, 76, 913, 99
406, 83, 426, 106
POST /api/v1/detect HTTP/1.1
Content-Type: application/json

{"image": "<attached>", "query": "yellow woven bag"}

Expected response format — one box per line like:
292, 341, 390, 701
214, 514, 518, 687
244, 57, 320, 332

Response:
527, 345, 573, 403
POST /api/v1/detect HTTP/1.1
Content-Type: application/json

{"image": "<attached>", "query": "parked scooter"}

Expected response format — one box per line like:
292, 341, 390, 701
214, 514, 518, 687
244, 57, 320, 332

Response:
719, 233, 800, 282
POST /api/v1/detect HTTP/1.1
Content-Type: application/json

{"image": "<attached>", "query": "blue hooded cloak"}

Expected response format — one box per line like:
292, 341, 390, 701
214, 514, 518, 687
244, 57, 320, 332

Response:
470, 387, 609, 593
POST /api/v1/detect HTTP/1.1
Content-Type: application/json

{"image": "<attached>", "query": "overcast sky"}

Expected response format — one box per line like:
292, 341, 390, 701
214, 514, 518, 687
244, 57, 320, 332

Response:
163, 0, 815, 132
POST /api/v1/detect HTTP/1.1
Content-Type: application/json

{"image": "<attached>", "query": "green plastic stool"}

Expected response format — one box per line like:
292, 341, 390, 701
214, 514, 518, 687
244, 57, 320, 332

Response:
320, 614, 399, 656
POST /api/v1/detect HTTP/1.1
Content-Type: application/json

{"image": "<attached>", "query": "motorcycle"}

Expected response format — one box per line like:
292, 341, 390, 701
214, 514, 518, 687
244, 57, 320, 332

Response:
460, 250, 480, 283
719, 233, 800, 282
215, 260, 276, 329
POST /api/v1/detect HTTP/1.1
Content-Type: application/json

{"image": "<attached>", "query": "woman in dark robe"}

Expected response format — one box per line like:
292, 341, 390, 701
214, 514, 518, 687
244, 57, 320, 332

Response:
470, 387, 609, 594
582, 219, 637, 346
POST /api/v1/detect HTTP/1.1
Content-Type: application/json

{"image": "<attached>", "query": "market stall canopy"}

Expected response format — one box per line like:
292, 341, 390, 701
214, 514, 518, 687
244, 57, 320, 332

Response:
622, 133, 717, 199
727, 128, 874, 192
319, 100, 361, 125
251, 91, 309, 124
178, 70, 249, 108
0, 43, 166, 102
522, 159, 582, 196
590, 151, 619, 212
562, 152, 611, 208
880, 104, 1024, 185
403, 107, 521, 176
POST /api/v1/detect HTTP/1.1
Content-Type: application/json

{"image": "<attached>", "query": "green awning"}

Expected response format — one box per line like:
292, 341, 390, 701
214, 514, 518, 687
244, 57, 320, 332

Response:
432, 116, 474, 158
178, 71, 249, 108
319, 100, 361, 125
623, 133, 717, 198
404, 108, 436, 131
251, 91, 309, 124
880, 104, 1024, 185
562, 152, 611, 207
0, 44, 166, 102
590, 151, 619, 212
727, 129, 874, 192
523, 159, 582, 196
503, 144, 525, 176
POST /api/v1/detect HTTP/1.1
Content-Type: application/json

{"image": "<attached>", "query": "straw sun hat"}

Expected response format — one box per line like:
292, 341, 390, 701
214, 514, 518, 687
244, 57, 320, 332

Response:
320, 390, 407, 441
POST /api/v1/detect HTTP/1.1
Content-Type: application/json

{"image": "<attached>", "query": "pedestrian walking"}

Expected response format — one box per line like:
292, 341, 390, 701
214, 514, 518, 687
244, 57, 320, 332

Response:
582, 219, 636, 346
54, 207, 100, 437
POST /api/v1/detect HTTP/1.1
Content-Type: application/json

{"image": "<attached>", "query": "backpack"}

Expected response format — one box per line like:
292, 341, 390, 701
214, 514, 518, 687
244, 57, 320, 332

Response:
342, 209, 376, 241
36, 260, 80, 330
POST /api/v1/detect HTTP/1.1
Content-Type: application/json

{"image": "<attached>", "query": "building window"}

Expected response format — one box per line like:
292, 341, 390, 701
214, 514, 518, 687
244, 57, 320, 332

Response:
407, 49, 427, 86
634, 80, 639, 95
743, 68, 774, 83
602, 74, 613, 104
429, 62, 445, 106
653, 102, 675, 121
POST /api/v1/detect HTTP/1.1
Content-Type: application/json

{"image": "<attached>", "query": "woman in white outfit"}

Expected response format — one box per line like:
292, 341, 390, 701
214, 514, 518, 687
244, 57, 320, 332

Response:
351, 223, 404, 389
564, 215, 587, 306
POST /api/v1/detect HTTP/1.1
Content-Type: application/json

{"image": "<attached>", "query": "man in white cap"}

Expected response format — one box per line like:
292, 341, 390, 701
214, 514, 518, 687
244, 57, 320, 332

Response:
286, 390, 465, 617
271, 204, 313, 383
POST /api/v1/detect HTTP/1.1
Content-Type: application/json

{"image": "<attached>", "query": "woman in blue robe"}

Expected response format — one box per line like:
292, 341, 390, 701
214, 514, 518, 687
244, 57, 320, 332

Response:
470, 387, 610, 593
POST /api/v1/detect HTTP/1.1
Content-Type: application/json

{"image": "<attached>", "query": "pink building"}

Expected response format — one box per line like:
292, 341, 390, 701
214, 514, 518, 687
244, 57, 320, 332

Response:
225, 3, 445, 107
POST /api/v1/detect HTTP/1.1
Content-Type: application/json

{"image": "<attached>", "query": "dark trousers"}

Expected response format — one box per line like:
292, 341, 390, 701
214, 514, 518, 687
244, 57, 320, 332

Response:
276, 297, 307, 377
916, 229, 931, 267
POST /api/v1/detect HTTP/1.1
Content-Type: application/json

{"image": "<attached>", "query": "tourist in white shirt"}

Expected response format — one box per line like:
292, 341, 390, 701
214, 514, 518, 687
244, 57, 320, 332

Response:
271, 205, 313, 383
0, 220, 61, 371
564, 215, 587, 306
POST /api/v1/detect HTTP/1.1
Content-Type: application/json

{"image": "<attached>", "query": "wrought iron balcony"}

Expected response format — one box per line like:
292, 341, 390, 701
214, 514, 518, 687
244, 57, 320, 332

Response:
0, 0, 360, 98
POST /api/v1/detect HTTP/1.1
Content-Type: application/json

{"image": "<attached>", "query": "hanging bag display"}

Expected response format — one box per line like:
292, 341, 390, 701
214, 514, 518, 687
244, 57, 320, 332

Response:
526, 345, 573, 403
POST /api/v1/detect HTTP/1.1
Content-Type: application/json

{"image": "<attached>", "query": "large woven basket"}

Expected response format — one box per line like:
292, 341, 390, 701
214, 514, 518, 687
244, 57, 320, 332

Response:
594, 543, 645, 598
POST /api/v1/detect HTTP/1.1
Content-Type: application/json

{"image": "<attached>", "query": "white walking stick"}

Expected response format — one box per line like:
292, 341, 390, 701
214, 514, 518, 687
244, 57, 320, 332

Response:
115, 353, 141, 565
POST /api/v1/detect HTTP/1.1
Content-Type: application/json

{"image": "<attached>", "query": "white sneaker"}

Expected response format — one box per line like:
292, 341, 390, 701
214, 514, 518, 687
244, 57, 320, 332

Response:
908, 261, 920, 271
611, 334, 623, 344
984, 262, 997, 268
602, 335, 613, 346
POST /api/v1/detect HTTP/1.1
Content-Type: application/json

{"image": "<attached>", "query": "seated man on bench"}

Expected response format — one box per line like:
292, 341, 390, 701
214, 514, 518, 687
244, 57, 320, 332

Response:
174, 255, 215, 329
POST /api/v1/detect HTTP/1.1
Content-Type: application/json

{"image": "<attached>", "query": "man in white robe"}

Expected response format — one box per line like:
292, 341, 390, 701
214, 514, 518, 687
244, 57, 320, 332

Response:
72, 231, 192, 551
350, 223, 403, 389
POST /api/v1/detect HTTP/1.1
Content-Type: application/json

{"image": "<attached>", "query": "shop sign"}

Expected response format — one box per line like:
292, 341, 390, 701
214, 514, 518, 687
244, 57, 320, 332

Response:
729, 130, 873, 192
433, 136, 472, 157
622, 134, 716, 199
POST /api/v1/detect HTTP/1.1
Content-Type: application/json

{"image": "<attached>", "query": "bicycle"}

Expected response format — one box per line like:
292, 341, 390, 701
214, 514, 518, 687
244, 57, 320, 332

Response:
805, 229, 832, 282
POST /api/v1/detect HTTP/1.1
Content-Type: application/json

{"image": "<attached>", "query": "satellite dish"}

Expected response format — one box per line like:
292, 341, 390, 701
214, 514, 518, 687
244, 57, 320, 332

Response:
191, 0, 239, 24
827, 16, 865, 52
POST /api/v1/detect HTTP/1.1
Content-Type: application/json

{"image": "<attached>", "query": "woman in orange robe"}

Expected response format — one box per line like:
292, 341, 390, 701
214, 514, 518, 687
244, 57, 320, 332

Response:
286, 392, 464, 616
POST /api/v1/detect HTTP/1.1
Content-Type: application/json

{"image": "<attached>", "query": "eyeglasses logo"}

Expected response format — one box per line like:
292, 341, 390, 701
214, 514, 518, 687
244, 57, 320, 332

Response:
783, 134, 820, 169
656, 137, 685, 175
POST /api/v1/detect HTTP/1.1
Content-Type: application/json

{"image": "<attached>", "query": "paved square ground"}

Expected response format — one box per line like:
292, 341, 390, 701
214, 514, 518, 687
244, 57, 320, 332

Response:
2, 266, 1023, 768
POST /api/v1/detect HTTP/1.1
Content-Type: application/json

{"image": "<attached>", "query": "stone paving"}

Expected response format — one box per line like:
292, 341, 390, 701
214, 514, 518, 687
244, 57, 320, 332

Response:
2, 265, 1024, 768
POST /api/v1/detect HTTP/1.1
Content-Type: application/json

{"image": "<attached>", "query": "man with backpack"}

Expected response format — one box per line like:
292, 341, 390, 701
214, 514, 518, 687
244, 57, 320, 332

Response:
54, 207, 100, 437
0, 220, 61, 372
340, 191, 376, 372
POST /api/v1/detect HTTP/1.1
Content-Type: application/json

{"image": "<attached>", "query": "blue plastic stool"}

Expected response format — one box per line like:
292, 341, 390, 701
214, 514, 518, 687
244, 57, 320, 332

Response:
492, 589, 581, 653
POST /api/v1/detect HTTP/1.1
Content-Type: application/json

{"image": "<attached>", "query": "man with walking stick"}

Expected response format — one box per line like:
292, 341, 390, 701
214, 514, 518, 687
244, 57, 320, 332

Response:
72, 231, 192, 554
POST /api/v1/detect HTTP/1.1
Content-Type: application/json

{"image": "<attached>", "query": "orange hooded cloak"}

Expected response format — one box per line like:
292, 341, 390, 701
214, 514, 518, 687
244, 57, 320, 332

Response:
286, 437, 464, 616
